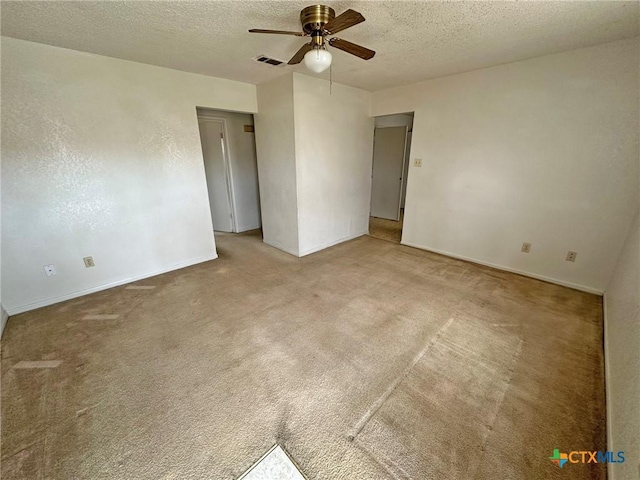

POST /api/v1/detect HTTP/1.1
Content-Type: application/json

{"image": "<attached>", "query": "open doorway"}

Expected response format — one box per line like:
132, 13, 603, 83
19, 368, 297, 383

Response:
196, 108, 262, 237
369, 112, 413, 243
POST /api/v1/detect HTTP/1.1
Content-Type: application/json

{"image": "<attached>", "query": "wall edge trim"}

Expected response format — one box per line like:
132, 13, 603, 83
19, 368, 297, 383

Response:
0, 306, 9, 338
237, 224, 262, 233
263, 239, 300, 257
299, 232, 367, 257
603, 292, 614, 480
400, 241, 604, 295
5, 253, 218, 316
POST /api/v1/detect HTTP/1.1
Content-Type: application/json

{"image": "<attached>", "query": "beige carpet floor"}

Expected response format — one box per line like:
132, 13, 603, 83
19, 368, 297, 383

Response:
1, 231, 605, 479
369, 213, 403, 243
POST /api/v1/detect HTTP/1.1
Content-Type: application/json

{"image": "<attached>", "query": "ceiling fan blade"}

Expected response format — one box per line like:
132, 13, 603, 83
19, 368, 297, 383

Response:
323, 9, 365, 35
249, 29, 305, 36
288, 43, 314, 65
329, 38, 375, 60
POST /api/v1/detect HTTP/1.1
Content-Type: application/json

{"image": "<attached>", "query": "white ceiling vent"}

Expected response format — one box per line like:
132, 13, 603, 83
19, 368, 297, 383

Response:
253, 54, 286, 67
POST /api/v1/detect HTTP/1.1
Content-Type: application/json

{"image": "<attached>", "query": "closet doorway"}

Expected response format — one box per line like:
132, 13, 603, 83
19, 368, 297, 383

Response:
369, 112, 414, 243
196, 108, 262, 235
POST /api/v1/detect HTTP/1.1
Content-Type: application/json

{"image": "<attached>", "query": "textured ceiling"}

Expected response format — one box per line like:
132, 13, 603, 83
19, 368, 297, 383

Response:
1, 1, 638, 91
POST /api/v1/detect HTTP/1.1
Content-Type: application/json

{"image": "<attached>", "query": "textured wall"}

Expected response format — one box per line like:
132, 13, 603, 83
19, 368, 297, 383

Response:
1, 38, 257, 314
293, 73, 374, 256
605, 211, 640, 480
254, 74, 299, 256
372, 38, 639, 293
255, 73, 373, 258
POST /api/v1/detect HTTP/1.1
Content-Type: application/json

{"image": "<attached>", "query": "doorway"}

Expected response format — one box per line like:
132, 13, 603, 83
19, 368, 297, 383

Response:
196, 108, 262, 236
369, 113, 414, 243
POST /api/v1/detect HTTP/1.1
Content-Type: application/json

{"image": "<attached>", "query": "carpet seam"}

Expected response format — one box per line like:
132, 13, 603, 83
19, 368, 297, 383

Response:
354, 438, 407, 480
347, 317, 455, 441
470, 338, 524, 480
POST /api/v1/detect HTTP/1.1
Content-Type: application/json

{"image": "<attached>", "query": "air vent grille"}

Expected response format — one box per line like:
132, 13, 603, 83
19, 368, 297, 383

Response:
254, 54, 286, 67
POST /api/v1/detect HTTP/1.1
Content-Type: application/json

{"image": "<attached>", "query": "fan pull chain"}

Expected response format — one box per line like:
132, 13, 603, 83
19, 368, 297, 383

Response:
330, 63, 332, 95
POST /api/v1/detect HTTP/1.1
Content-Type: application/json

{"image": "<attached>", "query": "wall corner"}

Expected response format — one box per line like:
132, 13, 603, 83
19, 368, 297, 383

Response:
1, 305, 8, 338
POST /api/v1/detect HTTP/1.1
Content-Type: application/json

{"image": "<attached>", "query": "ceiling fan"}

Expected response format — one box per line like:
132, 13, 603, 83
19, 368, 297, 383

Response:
249, 5, 375, 73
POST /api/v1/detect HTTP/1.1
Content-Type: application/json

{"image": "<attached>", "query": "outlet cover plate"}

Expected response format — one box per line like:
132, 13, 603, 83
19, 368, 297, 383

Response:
43, 264, 57, 276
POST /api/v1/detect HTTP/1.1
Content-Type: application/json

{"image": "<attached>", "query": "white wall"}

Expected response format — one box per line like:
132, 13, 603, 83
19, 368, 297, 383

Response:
0, 89, 4, 332
372, 38, 639, 293
293, 73, 373, 256
255, 73, 373, 257
1, 38, 257, 314
197, 108, 261, 233
254, 74, 299, 256
605, 211, 639, 480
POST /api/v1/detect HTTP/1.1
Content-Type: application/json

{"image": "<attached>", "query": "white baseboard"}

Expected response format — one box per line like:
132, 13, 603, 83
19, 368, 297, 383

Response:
400, 241, 604, 295
263, 232, 367, 258
1, 305, 8, 338
236, 223, 261, 233
6, 253, 218, 316
262, 238, 300, 257
603, 292, 614, 480
299, 232, 366, 257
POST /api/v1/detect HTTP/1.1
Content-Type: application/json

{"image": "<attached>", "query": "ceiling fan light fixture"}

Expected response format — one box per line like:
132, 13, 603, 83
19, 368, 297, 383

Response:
304, 47, 332, 73
249, 6, 375, 67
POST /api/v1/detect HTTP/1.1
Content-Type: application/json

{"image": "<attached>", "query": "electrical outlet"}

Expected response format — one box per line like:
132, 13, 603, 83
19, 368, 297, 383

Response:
521, 243, 531, 253
413, 158, 423, 167
566, 251, 577, 262
83, 256, 95, 268
43, 264, 57, 277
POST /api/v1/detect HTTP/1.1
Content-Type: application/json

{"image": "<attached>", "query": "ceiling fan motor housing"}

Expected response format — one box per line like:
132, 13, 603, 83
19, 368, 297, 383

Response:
300, 5, 335, 34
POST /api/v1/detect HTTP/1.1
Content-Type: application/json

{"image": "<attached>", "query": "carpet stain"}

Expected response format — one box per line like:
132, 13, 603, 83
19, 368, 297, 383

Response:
81, 314, 119, 320
11, 360, 62, 369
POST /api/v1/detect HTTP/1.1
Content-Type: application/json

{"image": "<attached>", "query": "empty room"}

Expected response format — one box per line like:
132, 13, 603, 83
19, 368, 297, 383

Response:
1, 1, 638, 479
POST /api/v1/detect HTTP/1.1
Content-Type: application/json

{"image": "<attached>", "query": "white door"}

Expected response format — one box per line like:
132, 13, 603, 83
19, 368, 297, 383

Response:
370, 126, 407, 220
198, 119, 234, 232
